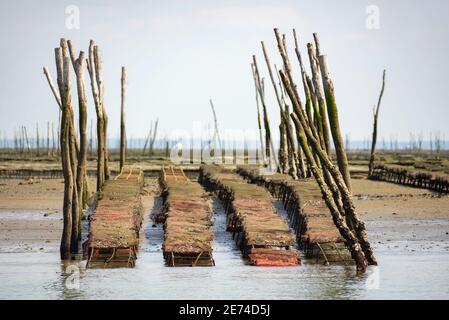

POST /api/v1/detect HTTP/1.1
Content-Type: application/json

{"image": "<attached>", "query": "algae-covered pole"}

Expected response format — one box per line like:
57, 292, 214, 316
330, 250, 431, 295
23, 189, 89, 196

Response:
306, 43, 331, 155
368, 69, 386, 177
280, 69, 377, 266
315, 34, 352, 192
261, 41, 297, 177
278, 121, 287, 173
290, 112, 368, 271
120, 66, 126, 171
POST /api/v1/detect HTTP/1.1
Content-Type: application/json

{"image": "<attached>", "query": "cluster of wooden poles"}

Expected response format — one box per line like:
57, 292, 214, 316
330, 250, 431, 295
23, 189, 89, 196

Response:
43, 39, 127, 259
251, 29, 376, 271
6, 123, 58, 157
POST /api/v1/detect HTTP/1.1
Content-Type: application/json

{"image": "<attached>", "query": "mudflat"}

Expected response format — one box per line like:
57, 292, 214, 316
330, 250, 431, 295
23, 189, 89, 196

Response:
0, 177, 157, 253
0, 176, 448, 255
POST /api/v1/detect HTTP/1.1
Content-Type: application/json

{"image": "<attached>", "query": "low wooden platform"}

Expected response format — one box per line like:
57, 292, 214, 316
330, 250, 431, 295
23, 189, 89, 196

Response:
237, 166, 354, 265
86, 166, 144, 268
199, 165, 300, 266
159, 166, 214, 267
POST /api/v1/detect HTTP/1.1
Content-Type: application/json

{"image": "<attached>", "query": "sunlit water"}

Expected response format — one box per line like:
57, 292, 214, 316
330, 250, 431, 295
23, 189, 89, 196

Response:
0, 199, 449, 300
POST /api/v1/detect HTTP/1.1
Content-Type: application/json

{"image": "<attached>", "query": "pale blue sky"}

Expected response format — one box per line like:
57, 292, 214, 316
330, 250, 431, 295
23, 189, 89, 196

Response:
0, 0, 448, 143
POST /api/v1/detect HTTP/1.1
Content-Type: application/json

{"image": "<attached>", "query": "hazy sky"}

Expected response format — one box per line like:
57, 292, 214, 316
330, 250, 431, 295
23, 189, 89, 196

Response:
1, 0, 448, 143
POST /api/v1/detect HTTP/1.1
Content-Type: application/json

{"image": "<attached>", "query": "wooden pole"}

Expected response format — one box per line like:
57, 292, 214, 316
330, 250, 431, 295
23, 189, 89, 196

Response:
251, 63, 266, 165
36, 123, 40, 156
47, 121, 50, 156
149, 118, 159, 157
280, 69, 376, 265
305, 41, 332, 155
51, 122, 55, 156
87, 40, 105, 191
55, 45, 73, 260
209, 99, 223, 151
315, 35, 352, 192
68, 40, 88, 245
89, 119, 93, 156
60, 38, 79, 254
142, 121, 152, 155
368, 70, 386, 177
252, 55, 279, 169
261, 42, 287, 174
290, 112, 368, 271
120, 66, 126, 170
24, 126, 30, 156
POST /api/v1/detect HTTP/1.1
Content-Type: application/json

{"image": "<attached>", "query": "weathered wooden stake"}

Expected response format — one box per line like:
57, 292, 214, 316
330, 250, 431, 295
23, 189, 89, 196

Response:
315, 34, 352, 192
55, 44, 73, 259
87, 40, 105, 191
368, 70, 386, 177
252, 55, 279, 169
68, 40, 88, 245
209, 99, 223, 152
251, 63, 266, 165
47, 121, 50, 156
280, 69, 376, 265
120, 66, 126, 170
149, 118, 159, 157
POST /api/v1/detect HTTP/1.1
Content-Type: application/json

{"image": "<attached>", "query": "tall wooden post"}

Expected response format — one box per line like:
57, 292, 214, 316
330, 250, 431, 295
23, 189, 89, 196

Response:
280, 69, 376, 266
51, 122, 55, 156
68, 40, 88, 245
54, 44, 73, 260
315, 35, 352, 192
149, 118, 159, 157
87, 40, 105, 191
120, 66, 126, 171
251, 63, 266, 165
36, 123, 40, 156
47, 121, 50, 156
261, 41, 299, 178
209, 99, 222, 152
368, 70, 386, 177
252, 55, 279, 169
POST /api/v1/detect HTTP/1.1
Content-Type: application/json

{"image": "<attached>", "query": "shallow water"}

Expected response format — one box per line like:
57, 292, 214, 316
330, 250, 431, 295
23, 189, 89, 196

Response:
0, 199, 448, 300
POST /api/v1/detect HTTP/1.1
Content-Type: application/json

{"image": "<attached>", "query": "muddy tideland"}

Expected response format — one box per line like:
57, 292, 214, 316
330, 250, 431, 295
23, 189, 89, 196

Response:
0, 167, 448, 299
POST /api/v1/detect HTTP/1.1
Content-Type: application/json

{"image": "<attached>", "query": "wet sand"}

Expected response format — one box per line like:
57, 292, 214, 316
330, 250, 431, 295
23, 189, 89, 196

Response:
0, 177, 156, 253
351, 178, 449, 255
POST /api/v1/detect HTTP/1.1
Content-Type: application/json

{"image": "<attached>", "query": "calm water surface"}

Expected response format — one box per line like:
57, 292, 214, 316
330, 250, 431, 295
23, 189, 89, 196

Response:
0, 199, 448, 300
